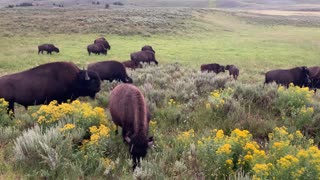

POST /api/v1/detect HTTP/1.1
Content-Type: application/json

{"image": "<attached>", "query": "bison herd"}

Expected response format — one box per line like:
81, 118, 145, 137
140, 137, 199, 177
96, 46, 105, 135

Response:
3, 37, 320, 170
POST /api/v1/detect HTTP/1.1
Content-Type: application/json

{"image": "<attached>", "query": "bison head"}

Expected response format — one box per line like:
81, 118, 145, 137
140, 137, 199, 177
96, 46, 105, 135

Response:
225, 65, 230, 70
219, 65, 225, 73
301, 66, 311, 87
76, 70, 101, 98
125, 136, 153, 169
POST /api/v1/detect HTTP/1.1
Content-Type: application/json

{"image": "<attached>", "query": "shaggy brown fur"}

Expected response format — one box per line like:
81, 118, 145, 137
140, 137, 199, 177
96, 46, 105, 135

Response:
94, 37, 111, 50
200, 63, 225, 74
122, 60, 142, 70
109, 84, 153, 169
87, 43, 107, 55
141, 45, 155, 54
38, 44, 59, 55
130, 51, 158, 65
226, 65, 239, 80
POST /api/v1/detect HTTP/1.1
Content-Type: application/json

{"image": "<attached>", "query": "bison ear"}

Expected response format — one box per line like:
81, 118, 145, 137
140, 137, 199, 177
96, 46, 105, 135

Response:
148, 136, 154, 147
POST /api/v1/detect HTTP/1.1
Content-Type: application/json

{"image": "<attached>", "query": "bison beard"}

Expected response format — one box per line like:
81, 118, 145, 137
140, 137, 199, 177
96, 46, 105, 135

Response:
0, 62, 101, 115
109, 84, 153, 170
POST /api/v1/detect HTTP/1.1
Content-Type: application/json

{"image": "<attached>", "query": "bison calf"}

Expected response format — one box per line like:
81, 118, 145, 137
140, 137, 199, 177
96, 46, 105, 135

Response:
131, 51, 158, 65
122, 60, 142, 70
88, 61, 133, 83
265, 66, 310, 87
109, 84, 153, 169
226, 65, 239, 80
38, 44, 59, 55
201, 63, 225, 74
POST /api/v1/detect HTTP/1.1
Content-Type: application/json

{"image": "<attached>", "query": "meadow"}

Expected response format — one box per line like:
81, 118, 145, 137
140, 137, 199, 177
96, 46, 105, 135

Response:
0, 6, 320, 179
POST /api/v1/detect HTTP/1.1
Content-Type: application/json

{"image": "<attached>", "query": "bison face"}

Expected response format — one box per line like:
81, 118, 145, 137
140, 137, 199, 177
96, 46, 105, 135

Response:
76, 70, 101, 98
301, 66, 312, 87
54, 47, 60, 53
126, 136, 154, 169
219, 66, 225, 73
225, 65, 230, 70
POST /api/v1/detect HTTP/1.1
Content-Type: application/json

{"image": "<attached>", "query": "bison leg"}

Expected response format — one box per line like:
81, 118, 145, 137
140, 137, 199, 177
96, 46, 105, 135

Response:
38, 50, 40, 54
115, 126, 119, 135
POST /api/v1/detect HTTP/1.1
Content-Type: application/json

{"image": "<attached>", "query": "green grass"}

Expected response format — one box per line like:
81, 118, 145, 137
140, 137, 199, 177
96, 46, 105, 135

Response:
1, 9, 319, 83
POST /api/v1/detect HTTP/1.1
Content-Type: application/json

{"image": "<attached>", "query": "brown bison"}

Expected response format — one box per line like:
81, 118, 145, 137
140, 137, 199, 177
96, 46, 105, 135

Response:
264, 66, 310, 87
122, 60, 142, 70
141, 45, 155, 54
0, 62, 101, 114
109, 84, 153, 169
88, 61, 133, 83
87, 43, 107, 55
131, 51, 158, 65
94, 37, 111, 50
38, 44, 59, 55
226, 65, 239, 80
201, 63, 225, 74
307, 66, 320, 90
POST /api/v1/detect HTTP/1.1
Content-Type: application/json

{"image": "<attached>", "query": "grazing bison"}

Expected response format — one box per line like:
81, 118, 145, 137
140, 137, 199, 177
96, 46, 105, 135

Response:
307, 66, 320, 90
122, 60, 142, 70
94, 37, 111, 50
87, 44, 107, 55
88, 61, 133, 83
0, 62, 101, 114
141, 45, 155, 54
201, 63, 225, 74
226, 65, 239, 80
38, 44, 59, 55
109, 84, 153, 169
264, 66, 310, 87
131, 51, 158, 65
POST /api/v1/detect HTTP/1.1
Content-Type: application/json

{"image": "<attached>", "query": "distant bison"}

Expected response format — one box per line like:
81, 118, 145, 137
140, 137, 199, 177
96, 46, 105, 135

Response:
94, 37, 111, 50
131, 51, 158, 65
122, 60, 142, 70
38, 44, 59, 55
141, 45, 155, 54
265, 66, 310, 87
88, 61, 133, 83
109, 84, 153, 169
0, 62, 101, 114
226, 65, 239, 80
87, 44, 107, 55
201, 63, 225, 74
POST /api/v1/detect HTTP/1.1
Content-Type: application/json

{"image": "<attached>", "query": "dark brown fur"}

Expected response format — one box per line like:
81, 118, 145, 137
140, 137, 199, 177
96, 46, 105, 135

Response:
109, 84, 153, 169
131, 51, 158, 65
201, 63, 225, 74
94, 38, 111, 50
38, 44, 59, 55
87, 43, 107, 55
88, 61, 133, 83
122, 60, 142, 70
226, 65, 239, 80
265, 66, 310, 87
141, 45, 155, 54
0, 62, 101, 114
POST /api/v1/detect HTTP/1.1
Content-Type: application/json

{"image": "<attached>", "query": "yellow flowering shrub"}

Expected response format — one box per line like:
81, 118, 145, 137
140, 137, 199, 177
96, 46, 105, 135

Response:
59, 123, 75, 132
195, 126, 320, 179
0, 98, 8, 115
32, 100, 111, 130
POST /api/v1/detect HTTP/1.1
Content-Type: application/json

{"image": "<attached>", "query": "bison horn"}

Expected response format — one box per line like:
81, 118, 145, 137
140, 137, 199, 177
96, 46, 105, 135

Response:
125, 136, 131, 143
85, 71, 90, 81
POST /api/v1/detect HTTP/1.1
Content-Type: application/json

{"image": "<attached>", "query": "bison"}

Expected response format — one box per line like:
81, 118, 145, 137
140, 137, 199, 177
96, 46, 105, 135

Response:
122, 60, 142, 70
87, 43, 107, 55
131, 51, 158, 65
38, 44, 59, 55
226, 65, 239, 80
94, 37, 111, 50
88, 61, 133, 83
264, 66, 310, 87
141, 45, 155, 54
201, 63, 225, 74
307, 66, 320, 91
0, 62, 101, 114
109, 84, 153, 169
